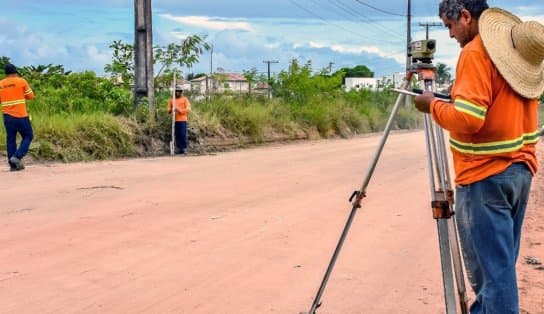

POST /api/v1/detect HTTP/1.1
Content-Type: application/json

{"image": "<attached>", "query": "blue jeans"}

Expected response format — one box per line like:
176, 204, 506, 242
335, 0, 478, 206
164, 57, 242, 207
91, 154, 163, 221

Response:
455, 163, 532, 314
3, 114, 34, 169
175, 121, 187, 152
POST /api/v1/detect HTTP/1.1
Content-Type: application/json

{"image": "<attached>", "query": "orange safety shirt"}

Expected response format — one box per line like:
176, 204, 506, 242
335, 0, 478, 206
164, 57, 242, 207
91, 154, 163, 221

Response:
167, 96, 191, 122
430, 34, 538, 186
0, 76, 34, 118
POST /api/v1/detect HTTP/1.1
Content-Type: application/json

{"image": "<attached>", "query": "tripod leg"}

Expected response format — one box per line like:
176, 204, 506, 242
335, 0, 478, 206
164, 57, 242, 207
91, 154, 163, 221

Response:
419, 73, 469, 313
423, 114, 458, 314
448, 217, 470, 313
303, 79, 412, 314
437, 219, 458, 313
435, 127, 470, 313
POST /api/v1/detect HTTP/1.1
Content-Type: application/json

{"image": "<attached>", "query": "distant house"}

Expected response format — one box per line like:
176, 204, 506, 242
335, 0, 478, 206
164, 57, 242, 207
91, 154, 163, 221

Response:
189, 76, 208, 94
174, 79, 192, 92
344, 77, 378, 91
377, 72, 406, 89
190, 73, 249, 95
253, 82, 271, 95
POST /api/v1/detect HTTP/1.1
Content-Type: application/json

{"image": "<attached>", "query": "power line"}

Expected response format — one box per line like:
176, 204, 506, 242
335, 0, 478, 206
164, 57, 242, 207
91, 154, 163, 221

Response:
353, 0, 405, 17
326, 0, 405, 40
287, 0, 404, 44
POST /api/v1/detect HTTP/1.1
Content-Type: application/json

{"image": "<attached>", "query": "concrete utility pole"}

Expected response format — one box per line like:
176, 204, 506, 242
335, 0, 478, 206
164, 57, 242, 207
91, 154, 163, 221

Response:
328, 62, 335, 73
206, 44, 213, 97
134, 0, 155, 111
263, 60, 278, 99
419, 22, 442, 40
405, 0, 412, 108
405, 0, 412, 72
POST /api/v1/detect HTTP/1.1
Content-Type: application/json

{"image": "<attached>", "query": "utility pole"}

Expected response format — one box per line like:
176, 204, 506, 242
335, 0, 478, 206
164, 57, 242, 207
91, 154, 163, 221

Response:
328, 62, 335, 73
134, 0, 154, 111
206, 44, 213, 98
419, 22, 442, 40
263, 60, 278, 99
405, 0, 412, 107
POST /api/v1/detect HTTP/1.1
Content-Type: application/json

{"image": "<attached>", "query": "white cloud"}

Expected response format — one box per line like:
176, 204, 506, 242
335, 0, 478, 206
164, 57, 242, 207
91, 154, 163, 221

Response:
521, 14, 544, 23
86, 46, 111, 68
303, 41, 405, 64
170, 31, 193, 41
159, 14, 252, 31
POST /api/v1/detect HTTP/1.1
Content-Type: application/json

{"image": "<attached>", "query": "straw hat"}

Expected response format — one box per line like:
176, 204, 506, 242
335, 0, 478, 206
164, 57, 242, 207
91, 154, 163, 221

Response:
479, 7, 544, 99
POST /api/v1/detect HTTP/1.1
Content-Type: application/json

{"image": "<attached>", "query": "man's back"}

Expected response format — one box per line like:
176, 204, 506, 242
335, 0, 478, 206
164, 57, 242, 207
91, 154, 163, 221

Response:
0, 76, 34, 118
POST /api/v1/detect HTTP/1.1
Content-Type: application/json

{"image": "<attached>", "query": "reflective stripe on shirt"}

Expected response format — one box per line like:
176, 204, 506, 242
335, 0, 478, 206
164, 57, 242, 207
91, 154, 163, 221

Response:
454, 98, 487, 120
450, 130, 540, 154
1, 99, 26, 107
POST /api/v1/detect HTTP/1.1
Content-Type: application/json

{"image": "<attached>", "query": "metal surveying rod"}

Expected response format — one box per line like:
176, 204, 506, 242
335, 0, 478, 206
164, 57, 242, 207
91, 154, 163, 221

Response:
303, 38, 468, 314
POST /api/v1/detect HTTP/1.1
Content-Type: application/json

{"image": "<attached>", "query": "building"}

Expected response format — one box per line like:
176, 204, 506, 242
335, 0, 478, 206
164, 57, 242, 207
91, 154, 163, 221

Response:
190, 73, 250, 95
344, 77, 379, 91
377, 72, 406, 89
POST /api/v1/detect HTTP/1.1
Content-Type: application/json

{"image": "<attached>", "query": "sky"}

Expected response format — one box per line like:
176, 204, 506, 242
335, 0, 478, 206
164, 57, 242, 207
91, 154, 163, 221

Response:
1, 0, 543, 79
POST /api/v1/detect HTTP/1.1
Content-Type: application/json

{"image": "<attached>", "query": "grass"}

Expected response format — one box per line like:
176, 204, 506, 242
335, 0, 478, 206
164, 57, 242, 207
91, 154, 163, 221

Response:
0, 87, 422, 163
0, 113, 136, 162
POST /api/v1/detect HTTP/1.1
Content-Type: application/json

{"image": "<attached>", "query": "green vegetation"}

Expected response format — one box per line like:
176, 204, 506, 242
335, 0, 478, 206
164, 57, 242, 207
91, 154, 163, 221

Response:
0, 55, 422, 163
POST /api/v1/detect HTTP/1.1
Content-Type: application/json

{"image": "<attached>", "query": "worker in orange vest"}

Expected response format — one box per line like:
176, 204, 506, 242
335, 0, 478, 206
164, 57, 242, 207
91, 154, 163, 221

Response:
167, 85, 191, 154
0, 64, 35, 171
414, 2, 542, 313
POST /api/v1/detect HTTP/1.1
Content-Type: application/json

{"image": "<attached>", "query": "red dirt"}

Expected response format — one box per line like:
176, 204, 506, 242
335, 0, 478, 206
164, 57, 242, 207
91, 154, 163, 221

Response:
1, 131, 542, 313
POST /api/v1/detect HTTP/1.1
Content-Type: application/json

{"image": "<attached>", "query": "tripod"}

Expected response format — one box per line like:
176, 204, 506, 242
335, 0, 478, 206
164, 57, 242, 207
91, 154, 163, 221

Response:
303, 60, 469, 314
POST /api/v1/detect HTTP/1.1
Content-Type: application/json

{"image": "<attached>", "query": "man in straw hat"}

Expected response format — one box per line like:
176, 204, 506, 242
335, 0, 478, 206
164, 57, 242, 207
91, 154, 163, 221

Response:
414, 1, 543, 313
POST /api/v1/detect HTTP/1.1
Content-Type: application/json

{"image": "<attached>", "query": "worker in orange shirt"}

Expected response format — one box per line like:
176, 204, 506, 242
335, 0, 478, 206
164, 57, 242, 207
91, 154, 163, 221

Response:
0, 64, 35, 171
414, 2, 542, 313
167, 85, 191, 154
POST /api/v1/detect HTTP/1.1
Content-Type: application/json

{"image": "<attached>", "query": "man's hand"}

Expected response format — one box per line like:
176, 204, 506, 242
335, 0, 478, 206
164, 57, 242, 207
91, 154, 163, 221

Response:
413, 91, 434, 113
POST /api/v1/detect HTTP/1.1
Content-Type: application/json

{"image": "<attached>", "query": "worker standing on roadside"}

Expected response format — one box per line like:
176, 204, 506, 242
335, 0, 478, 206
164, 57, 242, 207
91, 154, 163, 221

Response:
0, 63, 35, 171
414, 1, 542, 313
167, 85, 191, 154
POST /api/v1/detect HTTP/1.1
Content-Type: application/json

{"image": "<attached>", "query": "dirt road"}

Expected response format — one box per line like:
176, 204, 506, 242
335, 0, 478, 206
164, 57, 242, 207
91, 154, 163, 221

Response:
1, 131, 542, 313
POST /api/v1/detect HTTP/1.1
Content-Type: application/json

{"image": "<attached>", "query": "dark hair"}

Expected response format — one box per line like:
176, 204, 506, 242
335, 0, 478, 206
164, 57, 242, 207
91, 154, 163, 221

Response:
4, 63, 18, 75
439, 0, 489, 20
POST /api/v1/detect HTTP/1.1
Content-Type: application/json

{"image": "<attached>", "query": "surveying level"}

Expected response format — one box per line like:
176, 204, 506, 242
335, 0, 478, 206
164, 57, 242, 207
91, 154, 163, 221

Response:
410, 39, 436, 63
303, 38, 469, 314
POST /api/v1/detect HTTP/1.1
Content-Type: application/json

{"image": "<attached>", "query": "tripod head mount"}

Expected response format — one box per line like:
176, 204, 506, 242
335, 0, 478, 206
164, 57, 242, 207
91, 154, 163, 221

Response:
410, 39, 436, 64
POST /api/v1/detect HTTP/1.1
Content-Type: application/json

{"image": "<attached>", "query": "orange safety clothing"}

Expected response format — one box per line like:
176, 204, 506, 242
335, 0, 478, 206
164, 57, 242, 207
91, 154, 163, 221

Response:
0, 76, 34, 118
430, 34, 538, 186
167, 96, 191, 122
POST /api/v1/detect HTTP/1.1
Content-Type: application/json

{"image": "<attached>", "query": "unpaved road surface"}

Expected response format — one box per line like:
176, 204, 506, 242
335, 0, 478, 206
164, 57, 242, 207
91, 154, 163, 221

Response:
1, 131, 543, 314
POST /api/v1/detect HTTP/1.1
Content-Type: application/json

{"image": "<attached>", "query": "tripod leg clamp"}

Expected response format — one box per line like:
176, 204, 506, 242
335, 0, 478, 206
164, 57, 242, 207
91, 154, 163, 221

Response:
431, 200, 454, 219
349, 190, 365, 208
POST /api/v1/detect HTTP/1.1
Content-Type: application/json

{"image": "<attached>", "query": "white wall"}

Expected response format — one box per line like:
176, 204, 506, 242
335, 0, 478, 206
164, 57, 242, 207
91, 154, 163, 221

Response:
345, 77, 378, 91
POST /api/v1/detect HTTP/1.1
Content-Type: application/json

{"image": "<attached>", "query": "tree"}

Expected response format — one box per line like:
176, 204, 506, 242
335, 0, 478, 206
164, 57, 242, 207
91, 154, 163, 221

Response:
104, 40, 134, 88
105, 35, 210, 91
335, 65, 374, 78
0, 56, 12, 76
243, 67, 259, 95
436, 62, 452, 85
186, 73, 207, 81
274, 59, 343, 104
154, 35, 210, 78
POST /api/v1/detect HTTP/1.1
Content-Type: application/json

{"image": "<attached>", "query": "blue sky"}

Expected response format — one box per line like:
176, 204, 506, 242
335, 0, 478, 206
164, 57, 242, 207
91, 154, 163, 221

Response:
1, 1, 543, 78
